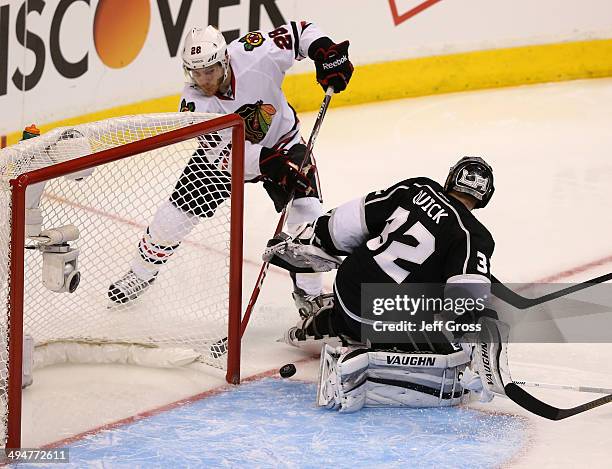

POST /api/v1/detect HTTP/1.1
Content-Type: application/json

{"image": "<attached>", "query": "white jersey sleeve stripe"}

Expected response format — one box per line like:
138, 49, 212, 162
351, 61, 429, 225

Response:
364, 185, 411, 206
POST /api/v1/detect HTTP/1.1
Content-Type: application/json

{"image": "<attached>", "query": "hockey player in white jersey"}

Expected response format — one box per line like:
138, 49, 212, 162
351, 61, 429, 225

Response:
108, 22, 353, 314
265, 157, 511, 411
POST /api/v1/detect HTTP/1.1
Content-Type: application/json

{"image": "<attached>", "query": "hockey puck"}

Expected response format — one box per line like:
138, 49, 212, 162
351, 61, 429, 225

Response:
279, 363, 296, 378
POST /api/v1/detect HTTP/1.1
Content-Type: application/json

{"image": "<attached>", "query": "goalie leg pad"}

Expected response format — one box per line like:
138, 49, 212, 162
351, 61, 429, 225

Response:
459, 366, 494, 403
316, 345, 369, 412
366, 350, 469, 407
318, 347, 470, 411
472, 317, 512, 397
338, 380, 368, 413
363, 378, 465, 408
316, 344, 342, 409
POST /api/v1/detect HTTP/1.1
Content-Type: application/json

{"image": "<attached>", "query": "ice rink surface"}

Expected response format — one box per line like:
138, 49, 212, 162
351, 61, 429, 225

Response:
21, 379, 527, 468
20, 78, 612, 467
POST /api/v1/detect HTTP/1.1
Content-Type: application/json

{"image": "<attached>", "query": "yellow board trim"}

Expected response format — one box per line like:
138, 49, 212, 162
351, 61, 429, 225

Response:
4, 38, 612, 146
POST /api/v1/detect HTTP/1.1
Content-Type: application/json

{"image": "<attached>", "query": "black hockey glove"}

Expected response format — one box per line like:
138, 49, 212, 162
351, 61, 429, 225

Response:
259, 144, 314, 212
309, 37, 353, 93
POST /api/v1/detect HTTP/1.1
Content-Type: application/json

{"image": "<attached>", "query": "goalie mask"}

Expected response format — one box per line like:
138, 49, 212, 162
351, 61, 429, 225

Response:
182, 26, 230, 83
444, 156, 494, 208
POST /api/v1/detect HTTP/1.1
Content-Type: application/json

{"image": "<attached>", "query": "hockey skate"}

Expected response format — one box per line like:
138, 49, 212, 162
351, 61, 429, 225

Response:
263, 232, 342, 273
107, 270, 157, 304
292, 289, 334, 319
281, 292, 342, 352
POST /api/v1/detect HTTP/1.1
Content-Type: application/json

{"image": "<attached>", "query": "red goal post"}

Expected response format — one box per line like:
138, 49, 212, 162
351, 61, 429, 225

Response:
2, 113, 245, 449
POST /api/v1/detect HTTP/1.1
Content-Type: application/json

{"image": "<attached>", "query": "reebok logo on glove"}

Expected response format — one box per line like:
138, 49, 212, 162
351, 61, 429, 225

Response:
322, 56, 348, 70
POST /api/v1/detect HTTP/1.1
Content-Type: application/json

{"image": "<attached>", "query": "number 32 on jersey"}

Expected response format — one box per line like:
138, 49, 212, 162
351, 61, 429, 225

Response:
366, 207, 489, 283
366, 207, 434, 283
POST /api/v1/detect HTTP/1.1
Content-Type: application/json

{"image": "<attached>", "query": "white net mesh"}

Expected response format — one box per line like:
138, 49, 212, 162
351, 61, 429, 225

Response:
0, 113, 241, 393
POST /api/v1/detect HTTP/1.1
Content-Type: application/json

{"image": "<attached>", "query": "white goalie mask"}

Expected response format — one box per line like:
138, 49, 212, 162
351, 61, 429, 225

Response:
182, 26, 229, 83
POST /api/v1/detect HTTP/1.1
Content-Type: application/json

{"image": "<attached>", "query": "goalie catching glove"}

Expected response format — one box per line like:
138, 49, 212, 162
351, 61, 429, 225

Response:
263, 224, 342, 273
259, 143, 315, 212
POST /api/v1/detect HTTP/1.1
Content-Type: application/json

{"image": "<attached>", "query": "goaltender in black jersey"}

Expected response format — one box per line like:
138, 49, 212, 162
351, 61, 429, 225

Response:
320, 168, 494, 331
265, 156, 508, 412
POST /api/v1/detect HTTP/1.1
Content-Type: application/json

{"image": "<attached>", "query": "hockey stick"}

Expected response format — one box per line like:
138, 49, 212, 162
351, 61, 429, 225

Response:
504, 382, 612, 420
239, 87, 334, 336
491, 273, 612, 310
513, 380, 612, 395
210, 88, 335, 358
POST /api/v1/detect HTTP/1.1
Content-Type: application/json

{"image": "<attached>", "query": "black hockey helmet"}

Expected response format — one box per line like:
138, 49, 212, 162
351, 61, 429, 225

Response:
444, 156, 494, 208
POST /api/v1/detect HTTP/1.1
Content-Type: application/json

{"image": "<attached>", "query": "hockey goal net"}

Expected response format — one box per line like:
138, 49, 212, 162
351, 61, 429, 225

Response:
0, 113, 244, 448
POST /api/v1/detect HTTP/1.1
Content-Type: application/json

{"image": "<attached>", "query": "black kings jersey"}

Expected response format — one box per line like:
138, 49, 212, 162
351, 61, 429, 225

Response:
315, 177, 495, 318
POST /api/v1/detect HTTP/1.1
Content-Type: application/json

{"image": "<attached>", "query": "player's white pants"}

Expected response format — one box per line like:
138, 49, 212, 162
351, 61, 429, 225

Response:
130, 196, 324, 295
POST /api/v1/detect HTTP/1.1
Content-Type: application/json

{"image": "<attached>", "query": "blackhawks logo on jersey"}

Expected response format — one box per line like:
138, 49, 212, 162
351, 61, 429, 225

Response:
239, 31, 265, 51
180, 99, 195, 112
235, 101, 276, 143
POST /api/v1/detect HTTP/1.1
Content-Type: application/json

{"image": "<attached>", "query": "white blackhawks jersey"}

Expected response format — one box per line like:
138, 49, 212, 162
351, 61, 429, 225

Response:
180, 21, 326, 181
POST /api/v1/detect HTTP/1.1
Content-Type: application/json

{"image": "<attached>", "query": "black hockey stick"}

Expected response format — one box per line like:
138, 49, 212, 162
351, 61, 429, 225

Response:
504, 382, 612, 420
491, 273, 612, 309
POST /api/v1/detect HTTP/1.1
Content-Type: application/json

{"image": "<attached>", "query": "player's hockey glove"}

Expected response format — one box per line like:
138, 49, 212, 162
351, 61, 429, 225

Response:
309, 37, 353, 93
259, 144, 314, 212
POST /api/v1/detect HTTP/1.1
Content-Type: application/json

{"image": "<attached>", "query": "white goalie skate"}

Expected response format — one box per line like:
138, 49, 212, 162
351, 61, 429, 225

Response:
263, 232, 342, 273
107, 270, 157, 304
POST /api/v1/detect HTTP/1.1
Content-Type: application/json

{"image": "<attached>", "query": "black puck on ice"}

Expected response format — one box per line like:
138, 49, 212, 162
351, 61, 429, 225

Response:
279, 363, 296, 378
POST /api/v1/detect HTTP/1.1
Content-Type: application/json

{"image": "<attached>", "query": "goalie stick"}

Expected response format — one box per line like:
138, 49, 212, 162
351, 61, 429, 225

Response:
504, 382, 612, 420
210, 87, 335, 358
491, 272, 612, 309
